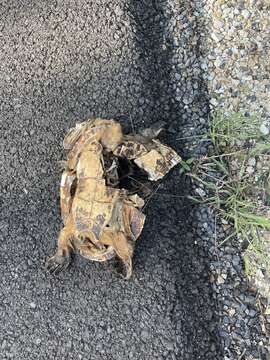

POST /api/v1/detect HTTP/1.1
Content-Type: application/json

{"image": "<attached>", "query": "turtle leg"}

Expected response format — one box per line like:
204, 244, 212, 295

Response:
45, 221, 74, 274
111, 232, 133, 280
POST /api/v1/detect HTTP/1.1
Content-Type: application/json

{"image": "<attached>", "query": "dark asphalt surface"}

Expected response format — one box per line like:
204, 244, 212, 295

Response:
0, 1, 220, 359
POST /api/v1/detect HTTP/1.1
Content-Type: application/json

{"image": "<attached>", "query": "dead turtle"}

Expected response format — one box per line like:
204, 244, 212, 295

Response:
45, 118, 181, 279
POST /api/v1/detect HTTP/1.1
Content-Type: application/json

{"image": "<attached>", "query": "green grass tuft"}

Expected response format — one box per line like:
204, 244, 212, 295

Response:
186, 111, 270, 278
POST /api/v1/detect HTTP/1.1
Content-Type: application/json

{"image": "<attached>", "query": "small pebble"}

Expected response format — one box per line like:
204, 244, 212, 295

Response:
259, 123, 269, 136
30, 302, 36, 309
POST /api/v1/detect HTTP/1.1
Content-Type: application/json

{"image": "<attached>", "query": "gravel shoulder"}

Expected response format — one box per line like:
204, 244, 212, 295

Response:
198, 0, 270, 358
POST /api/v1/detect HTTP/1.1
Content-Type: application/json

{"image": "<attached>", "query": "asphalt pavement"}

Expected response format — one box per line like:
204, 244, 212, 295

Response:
0, 1, 220, 359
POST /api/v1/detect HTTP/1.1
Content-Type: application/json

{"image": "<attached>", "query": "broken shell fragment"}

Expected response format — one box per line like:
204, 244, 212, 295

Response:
46, 118, 181, 279
134, 141, 181, 181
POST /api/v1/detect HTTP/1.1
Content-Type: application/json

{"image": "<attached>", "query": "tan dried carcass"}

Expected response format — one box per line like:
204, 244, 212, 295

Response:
46, 118, 181, 279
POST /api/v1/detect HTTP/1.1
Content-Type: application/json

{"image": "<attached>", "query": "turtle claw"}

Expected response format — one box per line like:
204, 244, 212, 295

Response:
45, 252, 71, 275
118, 258, 132, 280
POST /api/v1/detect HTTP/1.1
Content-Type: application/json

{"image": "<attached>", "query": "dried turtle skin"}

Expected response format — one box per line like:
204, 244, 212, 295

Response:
46, 118, 180, 279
